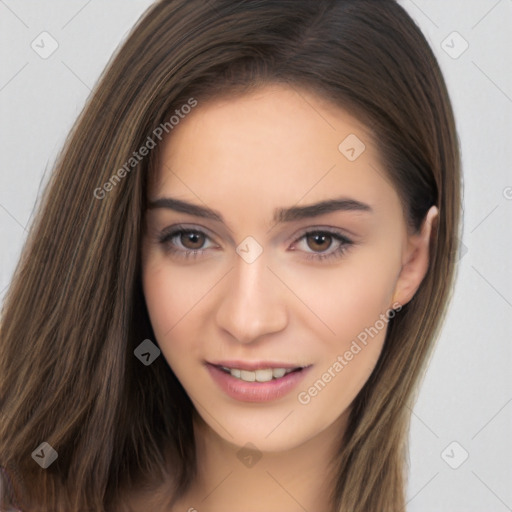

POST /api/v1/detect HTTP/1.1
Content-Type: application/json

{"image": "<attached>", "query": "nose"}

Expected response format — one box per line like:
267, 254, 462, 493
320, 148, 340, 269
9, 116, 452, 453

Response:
214, 253, 288, 344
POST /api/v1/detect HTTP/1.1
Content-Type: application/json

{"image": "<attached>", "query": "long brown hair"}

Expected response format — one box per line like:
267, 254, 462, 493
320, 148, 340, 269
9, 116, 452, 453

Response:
0, 0, 461, 510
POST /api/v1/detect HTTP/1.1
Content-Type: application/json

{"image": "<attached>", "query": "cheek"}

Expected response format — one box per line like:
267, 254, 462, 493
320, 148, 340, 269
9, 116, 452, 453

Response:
278, 250, 399, 345
142, 259, 209, 334
283, 252, 399, 406
293, 268, 396, 423
141, 258, 219, 373
142, 262, 187, 356
142, 265, 177, 335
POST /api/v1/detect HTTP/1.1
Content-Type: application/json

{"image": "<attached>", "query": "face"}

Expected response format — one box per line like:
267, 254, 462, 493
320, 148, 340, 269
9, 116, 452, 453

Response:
141, 84, 432, 452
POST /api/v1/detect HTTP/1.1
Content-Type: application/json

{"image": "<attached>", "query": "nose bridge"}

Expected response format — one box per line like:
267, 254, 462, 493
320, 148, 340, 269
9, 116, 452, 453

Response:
215, 250, 287, 343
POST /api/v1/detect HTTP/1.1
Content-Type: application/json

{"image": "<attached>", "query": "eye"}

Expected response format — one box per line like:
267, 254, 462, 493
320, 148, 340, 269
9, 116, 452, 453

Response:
158, 225, 217, 259
158, 225, 354, 262
290, 230, 354, 261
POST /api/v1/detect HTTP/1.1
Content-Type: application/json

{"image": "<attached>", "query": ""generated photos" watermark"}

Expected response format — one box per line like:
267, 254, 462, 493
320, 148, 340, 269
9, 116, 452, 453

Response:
94, 97, 198, 200
297, 302, 402, 405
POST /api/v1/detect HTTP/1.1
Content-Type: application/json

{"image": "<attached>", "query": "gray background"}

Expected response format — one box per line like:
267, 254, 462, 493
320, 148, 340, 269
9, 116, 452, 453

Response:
1, 1, 511, 510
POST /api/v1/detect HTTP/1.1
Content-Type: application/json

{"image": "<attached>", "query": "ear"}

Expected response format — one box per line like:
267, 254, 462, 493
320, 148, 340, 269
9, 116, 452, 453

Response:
391, 205, 439, 307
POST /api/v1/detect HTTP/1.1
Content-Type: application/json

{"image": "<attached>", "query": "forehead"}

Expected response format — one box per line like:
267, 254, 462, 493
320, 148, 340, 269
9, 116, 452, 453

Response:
149, 84, 398, 221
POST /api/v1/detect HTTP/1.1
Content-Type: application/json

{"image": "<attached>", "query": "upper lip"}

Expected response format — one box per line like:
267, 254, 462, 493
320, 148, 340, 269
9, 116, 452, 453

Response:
207, 360, 310, 371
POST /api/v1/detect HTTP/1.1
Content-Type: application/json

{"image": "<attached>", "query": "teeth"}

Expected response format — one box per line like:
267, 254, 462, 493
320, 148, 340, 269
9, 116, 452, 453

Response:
255, 369, 273, 382
221, 366, 297, 382
272, 368, 287, 379
240, 370, 256, 382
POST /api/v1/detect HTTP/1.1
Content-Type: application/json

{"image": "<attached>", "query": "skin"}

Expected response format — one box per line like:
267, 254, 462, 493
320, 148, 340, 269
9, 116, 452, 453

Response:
140, 83, 438, 512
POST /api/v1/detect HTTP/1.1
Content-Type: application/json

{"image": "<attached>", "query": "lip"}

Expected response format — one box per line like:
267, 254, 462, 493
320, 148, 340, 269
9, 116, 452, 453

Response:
207, 360, 307, 371
205, 362, 312, 402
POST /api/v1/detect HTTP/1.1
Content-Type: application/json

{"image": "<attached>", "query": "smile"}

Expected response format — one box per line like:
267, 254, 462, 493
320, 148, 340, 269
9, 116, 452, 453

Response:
219, 366, 301, 382
205, 362, 312, 402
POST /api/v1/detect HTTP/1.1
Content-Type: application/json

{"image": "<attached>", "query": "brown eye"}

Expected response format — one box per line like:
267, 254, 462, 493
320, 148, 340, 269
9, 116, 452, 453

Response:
180, 231, 206, 250
292, 230, 353, 262
158, 227, 216, 260
306, 233, 333, 252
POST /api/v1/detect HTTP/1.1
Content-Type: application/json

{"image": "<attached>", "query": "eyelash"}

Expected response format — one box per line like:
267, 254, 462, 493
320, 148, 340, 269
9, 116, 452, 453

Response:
157, 224, 354, 262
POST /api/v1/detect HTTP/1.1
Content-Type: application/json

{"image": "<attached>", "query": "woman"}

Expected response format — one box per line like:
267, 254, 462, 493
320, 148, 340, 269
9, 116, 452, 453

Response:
0, 0, 461, 510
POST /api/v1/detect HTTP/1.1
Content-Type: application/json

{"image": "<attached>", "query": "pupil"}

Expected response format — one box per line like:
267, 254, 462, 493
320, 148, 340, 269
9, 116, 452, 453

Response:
182, 232, 204, 249
309, 234, 331, 251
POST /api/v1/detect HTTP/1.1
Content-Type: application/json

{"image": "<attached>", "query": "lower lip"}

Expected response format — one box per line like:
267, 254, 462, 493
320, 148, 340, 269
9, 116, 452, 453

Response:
206, 363, 311, 402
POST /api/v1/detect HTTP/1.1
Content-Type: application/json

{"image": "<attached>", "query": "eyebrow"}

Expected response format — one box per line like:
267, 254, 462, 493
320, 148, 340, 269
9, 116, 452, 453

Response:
147, 196, 373, 225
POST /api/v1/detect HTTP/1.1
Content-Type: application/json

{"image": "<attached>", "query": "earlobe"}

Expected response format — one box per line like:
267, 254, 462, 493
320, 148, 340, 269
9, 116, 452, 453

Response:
391, 206, 439, 307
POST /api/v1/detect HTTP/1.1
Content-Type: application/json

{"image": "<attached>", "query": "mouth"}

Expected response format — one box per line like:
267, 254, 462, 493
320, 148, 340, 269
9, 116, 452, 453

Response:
215, 365, 304, 382
207, 359, 309, 380
205, 361, 312, 402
